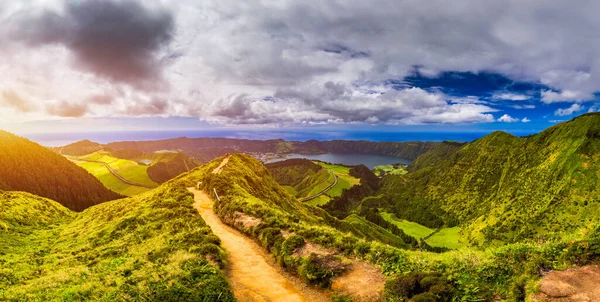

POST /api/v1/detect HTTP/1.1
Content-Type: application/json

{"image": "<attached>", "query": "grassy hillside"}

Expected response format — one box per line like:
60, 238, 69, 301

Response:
379, 113, 600, 246
0, 131, 122, 211
147, 152, 201, 184
0, 185, 234, 301
266, 159, 334, 199
175, 154, 600, 301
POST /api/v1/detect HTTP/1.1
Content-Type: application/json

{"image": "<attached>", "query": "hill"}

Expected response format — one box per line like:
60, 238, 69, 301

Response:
176, 153, 600, 301
59, 139, 104, 156
104, 137, 442, 162
0, 131, 122, 211
378, 113, 600, 246
265, 158, 334, 199
147, 152, 201, 183
0, 185, 234, 301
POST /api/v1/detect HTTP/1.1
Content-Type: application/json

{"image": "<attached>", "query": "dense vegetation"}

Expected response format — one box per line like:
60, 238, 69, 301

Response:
0, 184, 234, 301
266, 159, 333, 199
147, 152, 201, 184
177, 154, 600, 301
379, 113, 600, 247
0, 131, 121, 211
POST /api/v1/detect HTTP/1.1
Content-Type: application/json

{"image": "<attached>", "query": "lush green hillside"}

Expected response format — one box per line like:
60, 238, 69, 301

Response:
380, 113, 600, 246
175, 153, 600, 301
266, 159, 334, 199
147, 152, 201, 184
0, 131, 122, 211
0, 185, 234, 301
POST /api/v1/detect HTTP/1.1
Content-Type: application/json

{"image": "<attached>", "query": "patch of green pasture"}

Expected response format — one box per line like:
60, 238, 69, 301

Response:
425, 227, 466, 250
380, 211, 434, 239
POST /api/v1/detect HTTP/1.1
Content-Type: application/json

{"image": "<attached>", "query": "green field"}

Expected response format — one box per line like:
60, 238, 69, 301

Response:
372, 164, 407, 177
380, 211, 434, 239
78, 162, 150, 196
304, 195, 331, 206
317, 162, 360, 198
426, 227, 465, 249
75, 152, 158, 196
380, 211, 466, 249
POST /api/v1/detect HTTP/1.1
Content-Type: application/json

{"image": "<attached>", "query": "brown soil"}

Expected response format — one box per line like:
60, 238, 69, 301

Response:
332, 261, 387, 301
532, 265, 600, 302
188, 188, 330, 302
233, 211, 262, 229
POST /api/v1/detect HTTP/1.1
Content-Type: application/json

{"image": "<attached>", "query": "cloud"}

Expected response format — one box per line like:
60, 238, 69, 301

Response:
1, 90, 38, 112
5, 0, 600, 127
541, 90, 592, 103
555, 103, 584, 116
46, 101, 88, 117
498, 114, 520, 123
197, 84, 496, 125
493, 93, 529, 101
512, 104, 535, 109
521, 117, 531, 123
6, 0, 174, 89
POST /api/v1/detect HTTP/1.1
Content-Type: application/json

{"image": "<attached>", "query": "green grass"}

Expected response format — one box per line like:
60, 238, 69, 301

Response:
78, 162, 150, 196
305, 195, 331, 206
0, 187, 234, 301
372, 164, 407, 177
380, 211, 434, 239
426, 227, 465, 249
317, 162, 360, 198
282, 185, 297, 196
76, 152, 158, 195
119, 165, 159, 187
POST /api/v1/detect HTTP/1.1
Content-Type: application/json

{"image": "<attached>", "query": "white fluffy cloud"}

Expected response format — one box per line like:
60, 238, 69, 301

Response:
555, 104, 584, 116
498, 114, 520, 123
2, 0, 600, 126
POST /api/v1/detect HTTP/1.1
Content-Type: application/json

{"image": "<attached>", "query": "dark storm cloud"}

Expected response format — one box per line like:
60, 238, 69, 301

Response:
8, 0, 175, 89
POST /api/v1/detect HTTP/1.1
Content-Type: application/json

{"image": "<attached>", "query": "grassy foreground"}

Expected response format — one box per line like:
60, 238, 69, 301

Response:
0, 185, 234, 301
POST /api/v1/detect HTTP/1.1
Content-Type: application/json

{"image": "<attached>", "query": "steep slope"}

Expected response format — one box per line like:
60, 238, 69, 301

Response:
0, 131, 122, 211
266, 159, 334, 199
147, 152, 201, 183
380, 113, 600, 246
0, 184, 234, 301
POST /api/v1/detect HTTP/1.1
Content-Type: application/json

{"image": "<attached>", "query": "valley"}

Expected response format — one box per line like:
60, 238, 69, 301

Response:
3, 114, 600, 301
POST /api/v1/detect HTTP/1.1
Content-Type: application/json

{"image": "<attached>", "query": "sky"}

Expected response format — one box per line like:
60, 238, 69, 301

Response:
1, 0, 600, 136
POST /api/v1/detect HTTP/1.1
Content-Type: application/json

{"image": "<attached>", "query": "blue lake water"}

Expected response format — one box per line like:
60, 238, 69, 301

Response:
266, 153, 411, 169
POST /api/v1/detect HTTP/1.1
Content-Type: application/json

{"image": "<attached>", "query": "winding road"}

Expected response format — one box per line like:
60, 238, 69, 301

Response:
298, 169, 338, 202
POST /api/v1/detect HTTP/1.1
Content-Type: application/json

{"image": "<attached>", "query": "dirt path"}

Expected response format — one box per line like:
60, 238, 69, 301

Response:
187, 188, 330, 302
533, 265, 600, 301
212, 156, 230, 174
